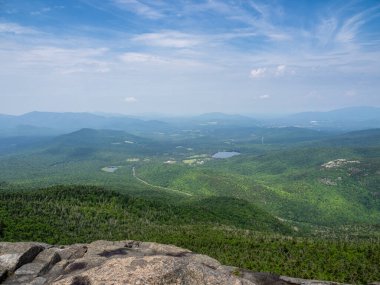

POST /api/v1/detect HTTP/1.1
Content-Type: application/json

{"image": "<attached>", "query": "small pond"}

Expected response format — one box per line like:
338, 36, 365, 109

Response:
101, 166, 118, 173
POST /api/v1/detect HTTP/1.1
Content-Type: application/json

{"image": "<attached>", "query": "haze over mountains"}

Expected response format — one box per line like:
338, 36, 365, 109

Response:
0, 106, 379, 138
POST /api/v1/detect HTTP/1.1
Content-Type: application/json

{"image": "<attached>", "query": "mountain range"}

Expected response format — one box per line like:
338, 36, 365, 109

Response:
1, 106, 379, 137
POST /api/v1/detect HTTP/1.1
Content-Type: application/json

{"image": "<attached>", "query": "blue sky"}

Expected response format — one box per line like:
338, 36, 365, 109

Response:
0, 0, 379, 115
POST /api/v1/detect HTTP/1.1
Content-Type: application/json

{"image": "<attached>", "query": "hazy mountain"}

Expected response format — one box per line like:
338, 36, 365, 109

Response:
266, 106, 380, 130
0, 111, 170, 137
0, 107, 379, 138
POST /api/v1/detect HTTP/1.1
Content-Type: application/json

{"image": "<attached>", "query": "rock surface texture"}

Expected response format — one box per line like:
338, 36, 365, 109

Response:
0, 240, 354, 285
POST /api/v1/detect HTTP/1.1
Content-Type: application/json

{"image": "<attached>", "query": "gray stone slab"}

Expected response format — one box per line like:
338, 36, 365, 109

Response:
15, 262, 45, 276
2, 274, 35, 285
0, 242, 45, 273
0, 253, 22, 272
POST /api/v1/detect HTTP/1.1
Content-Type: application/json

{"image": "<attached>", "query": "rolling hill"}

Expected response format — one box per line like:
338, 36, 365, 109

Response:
0, 124, 378, 229
0, 113, 379, 283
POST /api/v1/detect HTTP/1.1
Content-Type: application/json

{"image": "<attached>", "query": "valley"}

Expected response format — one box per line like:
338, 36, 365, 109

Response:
0, 110, 379, 283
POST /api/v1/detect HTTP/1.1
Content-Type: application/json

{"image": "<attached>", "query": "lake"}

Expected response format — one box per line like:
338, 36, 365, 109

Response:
212, 151, 240, 159
101, 166, 118, 173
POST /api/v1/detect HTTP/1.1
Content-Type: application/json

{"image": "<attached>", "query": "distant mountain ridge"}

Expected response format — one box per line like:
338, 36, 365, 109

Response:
0, 106, 379, 137
265, 106, 380, 130
0, 111, 169, 137
288, 106, 380, 121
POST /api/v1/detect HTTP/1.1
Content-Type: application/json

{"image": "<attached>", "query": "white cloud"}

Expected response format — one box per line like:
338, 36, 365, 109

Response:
125, 96, 137, 103
0, 22, 37, 34
275, 65, 286, 76
250, 68, 267, 78
132, 31, 202, 48
250, 65, 293, 79
259, 94, 270, 99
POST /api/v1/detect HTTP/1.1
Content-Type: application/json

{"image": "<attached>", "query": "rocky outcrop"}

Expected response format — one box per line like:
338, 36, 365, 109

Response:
0, 240, 360, 285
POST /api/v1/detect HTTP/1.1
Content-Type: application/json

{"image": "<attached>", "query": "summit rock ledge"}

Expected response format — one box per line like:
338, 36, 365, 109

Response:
0, 240, 364, 285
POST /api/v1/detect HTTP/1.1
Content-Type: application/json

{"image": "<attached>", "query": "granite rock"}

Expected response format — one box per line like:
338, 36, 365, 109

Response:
0, 240, 374, 285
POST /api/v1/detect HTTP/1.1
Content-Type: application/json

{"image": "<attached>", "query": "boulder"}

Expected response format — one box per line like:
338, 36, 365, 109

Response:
0, 240, 371, 285
13, 247, 61, 277
52, 255, 254, 285
0, 242, 46, 282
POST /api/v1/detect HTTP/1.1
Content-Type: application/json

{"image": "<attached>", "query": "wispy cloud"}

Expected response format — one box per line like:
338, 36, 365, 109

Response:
184, 0, 291, 42
120, 52, 164, 63
184, 0, 232, 15
132, 31, 202, 48
19, 47, 107, 62
113, 0, 163, 19
336, 6, 380, 45
0, 22, 37, 34
312, 3, 380, 51
30, 7, 52, 16
14, 46, 111, 74
119, 51, 205, 69
315, 18, 338, 47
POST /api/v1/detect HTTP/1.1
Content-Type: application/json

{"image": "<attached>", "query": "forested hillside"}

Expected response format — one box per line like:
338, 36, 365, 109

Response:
0, 185, 379, 284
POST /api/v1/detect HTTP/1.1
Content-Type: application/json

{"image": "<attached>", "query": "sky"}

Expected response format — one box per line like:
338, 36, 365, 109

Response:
0, 0, 380, 115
